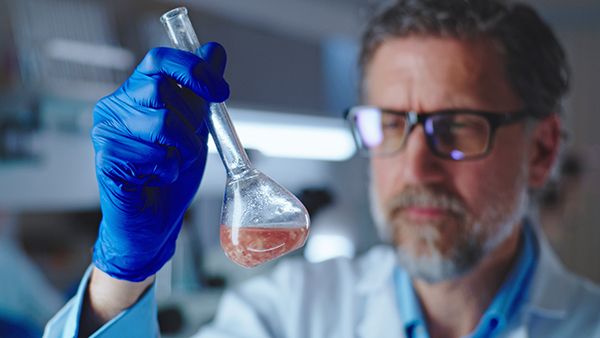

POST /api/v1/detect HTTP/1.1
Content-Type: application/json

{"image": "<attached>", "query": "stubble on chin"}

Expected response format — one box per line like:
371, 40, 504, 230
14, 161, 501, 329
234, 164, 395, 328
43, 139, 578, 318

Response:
386, 186, 484, 281
386, 185, 470, 245
370, 180, 528, 284
370, 183, 492, 282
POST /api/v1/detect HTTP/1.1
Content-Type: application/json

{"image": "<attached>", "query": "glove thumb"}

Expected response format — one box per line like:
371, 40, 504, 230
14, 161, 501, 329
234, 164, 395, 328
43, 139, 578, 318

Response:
197, 42, 227, 77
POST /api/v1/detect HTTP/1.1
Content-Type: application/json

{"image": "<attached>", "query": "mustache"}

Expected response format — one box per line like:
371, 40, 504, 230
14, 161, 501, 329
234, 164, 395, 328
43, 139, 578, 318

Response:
385, 186, 468, 218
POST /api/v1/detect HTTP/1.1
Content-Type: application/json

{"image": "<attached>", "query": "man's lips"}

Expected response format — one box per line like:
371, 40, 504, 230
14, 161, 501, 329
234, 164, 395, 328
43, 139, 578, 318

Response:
404, 206, 448, 220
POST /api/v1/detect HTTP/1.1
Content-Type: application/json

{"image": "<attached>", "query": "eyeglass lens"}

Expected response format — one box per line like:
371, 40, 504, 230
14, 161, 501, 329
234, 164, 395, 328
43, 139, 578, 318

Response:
353, 108, 492, 159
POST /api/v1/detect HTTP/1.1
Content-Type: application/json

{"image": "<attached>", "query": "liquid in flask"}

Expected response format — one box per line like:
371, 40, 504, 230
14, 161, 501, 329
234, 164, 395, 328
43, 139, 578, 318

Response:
220, 225, 309, 268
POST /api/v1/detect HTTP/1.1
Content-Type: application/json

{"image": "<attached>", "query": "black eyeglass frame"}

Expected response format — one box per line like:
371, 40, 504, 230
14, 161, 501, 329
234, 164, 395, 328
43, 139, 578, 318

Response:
345, 106, 530, 160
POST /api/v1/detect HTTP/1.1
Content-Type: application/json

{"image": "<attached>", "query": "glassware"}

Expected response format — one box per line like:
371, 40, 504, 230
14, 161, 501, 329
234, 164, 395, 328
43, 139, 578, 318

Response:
161, 7, 310, 268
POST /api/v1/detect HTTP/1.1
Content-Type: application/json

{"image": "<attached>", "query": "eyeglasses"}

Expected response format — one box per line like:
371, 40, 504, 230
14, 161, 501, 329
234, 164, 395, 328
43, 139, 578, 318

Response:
345, 106, 528, 160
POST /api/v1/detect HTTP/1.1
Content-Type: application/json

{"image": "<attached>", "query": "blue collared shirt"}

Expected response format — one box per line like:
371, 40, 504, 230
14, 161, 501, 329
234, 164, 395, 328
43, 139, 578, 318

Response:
395, 221, 539, 338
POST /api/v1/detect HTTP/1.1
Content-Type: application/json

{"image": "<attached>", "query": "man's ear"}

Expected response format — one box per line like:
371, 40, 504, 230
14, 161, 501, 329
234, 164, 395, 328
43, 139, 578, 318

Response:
528, 114, 561, 188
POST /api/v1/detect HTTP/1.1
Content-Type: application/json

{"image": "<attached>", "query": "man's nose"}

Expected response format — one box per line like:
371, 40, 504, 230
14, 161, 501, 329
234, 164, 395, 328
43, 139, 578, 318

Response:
398, 125, 447, 185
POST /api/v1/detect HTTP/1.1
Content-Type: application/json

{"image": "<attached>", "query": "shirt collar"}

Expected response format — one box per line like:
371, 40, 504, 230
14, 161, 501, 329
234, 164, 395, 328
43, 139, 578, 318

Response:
395, 267, 427, 338
395, 220, 539, 338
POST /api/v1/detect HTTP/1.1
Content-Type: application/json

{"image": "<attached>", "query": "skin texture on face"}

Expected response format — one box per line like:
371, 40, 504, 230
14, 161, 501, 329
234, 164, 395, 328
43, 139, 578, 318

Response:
366, 36, 531, 283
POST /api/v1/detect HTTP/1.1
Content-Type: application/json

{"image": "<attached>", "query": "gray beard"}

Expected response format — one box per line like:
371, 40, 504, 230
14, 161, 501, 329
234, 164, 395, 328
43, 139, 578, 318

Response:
369, 182, 529, 284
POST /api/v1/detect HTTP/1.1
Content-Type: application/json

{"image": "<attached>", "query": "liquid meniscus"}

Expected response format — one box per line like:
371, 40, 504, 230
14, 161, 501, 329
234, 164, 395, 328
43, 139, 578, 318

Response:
220, 226, 309, 268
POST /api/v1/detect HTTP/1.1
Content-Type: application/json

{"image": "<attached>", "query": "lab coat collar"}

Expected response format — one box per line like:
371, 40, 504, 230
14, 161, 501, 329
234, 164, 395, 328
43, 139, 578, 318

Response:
354, 245, 405, 338
352, 219, 577, 338
355, 244, 398, 294
523, 222, 573, 319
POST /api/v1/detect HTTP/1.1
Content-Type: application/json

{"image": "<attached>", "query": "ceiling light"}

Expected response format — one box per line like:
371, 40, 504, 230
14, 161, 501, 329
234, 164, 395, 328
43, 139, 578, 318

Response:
44, 38, 135, 71
207, 108, 356, 161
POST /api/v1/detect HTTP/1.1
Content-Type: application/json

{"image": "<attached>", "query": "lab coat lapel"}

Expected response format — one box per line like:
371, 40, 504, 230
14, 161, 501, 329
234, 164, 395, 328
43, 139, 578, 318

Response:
525, 226, 572, 319
506, 224, 572, 338
354, 246, 405, 338
356, 288, 406, 338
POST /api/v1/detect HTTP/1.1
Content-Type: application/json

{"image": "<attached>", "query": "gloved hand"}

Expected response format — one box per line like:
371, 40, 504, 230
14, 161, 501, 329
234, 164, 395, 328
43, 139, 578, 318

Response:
91, 44, 229, 282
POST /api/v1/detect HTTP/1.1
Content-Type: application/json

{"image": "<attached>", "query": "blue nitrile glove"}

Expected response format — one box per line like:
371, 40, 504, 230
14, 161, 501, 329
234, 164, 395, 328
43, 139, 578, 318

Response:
91, 44, 229, 282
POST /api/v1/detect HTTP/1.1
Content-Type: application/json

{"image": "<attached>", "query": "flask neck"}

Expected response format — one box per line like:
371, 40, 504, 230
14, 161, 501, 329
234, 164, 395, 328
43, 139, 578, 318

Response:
205, 102, 253, 178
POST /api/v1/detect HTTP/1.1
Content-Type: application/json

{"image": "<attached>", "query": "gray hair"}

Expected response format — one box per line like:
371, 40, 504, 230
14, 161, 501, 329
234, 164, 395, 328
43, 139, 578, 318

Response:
359, 0, 570, 119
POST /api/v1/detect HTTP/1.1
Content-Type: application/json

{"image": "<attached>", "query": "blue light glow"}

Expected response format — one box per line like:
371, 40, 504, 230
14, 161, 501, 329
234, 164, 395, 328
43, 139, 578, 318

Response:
356, 107, 383, 147
451, 150, 465, 160
424, 118, 434, 135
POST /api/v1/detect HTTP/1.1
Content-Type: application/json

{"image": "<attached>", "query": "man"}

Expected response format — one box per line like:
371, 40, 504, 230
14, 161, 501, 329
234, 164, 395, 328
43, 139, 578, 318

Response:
44, 0, 600, 337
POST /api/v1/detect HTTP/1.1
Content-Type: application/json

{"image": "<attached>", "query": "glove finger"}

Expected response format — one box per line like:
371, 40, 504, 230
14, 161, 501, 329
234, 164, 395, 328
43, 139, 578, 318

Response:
197, 42, 227, 76
94, 93, 205, 169
93, 127, 181, 186
116, 73, 207, 137
176, 85, 211, 139
154, 75, 210, 140
141, 107, 204, 169
137, 47, 229, 103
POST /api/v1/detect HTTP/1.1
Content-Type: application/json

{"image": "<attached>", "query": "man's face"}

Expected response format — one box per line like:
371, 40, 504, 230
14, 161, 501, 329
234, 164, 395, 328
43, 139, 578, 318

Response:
366, 36, 531, 283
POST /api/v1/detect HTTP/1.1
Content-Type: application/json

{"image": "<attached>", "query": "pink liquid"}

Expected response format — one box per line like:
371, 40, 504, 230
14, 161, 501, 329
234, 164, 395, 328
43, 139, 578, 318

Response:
220, 226, 309, 268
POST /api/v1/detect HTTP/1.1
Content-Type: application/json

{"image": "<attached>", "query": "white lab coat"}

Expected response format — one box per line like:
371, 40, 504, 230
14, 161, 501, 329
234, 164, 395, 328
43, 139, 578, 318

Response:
196, 227, 600, 338
45, 225, 600, 338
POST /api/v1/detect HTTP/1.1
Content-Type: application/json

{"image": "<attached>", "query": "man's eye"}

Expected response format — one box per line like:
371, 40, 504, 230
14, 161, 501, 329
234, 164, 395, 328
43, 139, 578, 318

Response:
383, 121, 401, 128
381, 117, 406, 131
449, 121, 487, 135
449, 122, 468, 131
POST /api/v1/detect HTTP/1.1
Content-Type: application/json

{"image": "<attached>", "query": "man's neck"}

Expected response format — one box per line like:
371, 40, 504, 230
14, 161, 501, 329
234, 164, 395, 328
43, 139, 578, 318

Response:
412, 224, 523, 338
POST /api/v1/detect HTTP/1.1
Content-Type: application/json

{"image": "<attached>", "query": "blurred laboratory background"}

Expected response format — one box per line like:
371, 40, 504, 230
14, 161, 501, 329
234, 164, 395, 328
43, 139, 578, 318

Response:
0, 0, 598, 336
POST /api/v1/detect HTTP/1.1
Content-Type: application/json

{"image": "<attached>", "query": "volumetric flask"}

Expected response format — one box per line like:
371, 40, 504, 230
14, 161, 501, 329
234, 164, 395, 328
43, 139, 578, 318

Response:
161, 7, 310, 268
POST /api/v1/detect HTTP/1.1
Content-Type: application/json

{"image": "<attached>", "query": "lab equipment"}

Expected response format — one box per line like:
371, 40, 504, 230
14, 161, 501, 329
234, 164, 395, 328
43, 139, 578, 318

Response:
161, 7, 310, 268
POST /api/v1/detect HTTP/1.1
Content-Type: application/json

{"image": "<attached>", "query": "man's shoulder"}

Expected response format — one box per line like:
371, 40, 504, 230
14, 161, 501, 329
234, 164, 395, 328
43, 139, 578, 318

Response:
532, 229, 600, 306
526, 230, 600, 335
562, 271, 600, 317
529, 271, 600, 336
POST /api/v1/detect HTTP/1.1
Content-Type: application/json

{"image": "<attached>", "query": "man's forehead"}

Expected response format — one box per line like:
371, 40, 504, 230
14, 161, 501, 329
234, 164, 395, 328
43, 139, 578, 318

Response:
367, 36, 505, 83
364, 35, 521, 112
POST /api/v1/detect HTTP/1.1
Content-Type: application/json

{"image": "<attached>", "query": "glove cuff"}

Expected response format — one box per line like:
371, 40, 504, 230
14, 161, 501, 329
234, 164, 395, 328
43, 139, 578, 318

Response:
92, 220, 180, 282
